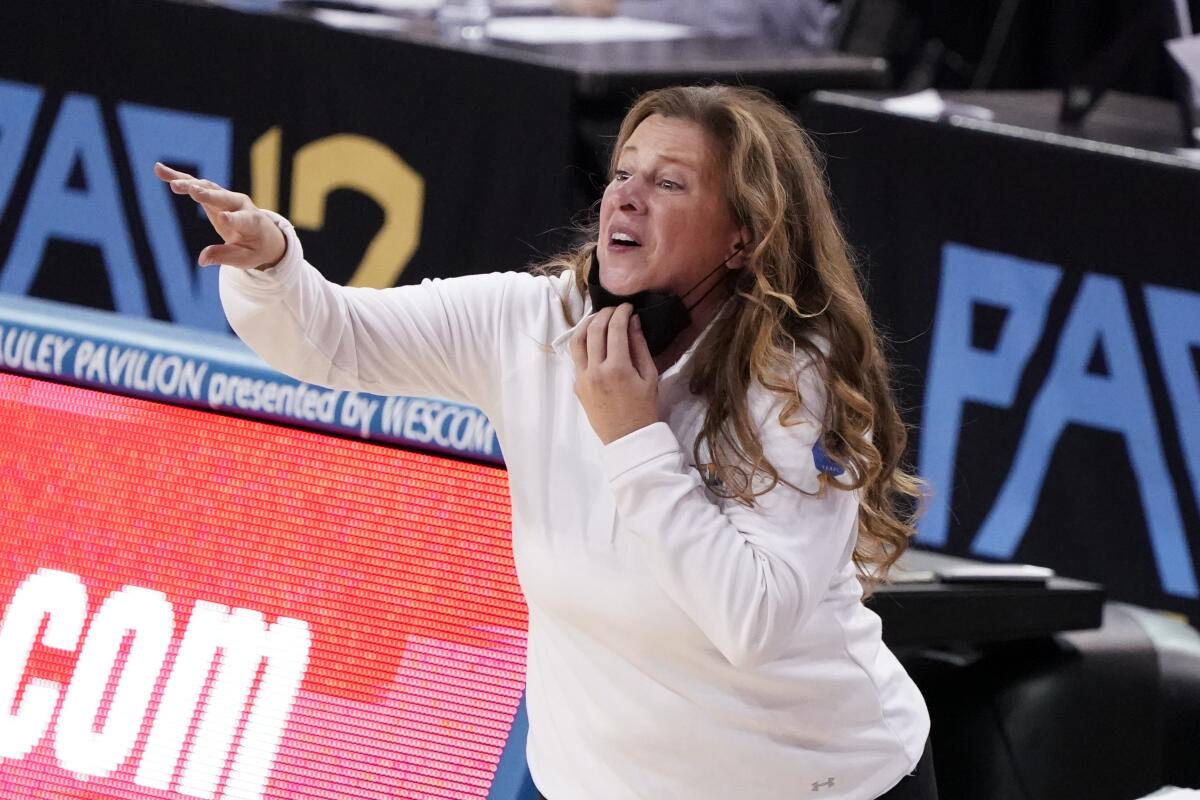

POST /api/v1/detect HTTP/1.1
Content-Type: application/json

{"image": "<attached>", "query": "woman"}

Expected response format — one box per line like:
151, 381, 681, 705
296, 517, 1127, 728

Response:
155, 84, 935, 800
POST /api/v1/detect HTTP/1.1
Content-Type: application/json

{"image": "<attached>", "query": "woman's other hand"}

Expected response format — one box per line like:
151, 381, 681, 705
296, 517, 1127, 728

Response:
570, 303, 660, 444
154, 162, 286, 270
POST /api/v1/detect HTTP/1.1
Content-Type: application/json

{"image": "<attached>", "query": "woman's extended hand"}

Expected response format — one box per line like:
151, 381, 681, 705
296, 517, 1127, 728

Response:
570, 304, 660, 445
153, 162, 286, 270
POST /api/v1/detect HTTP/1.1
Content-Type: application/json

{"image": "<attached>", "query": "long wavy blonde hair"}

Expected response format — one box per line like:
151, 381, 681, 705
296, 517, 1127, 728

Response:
534, 85, 922, 587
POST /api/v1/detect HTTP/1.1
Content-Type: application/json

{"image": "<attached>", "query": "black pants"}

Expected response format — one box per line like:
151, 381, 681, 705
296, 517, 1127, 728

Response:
535, 738, 937, 800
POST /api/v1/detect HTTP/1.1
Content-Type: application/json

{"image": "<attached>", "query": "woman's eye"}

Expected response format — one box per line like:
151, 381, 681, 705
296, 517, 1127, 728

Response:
612, 171, 630, 182
659, 179, 681, 190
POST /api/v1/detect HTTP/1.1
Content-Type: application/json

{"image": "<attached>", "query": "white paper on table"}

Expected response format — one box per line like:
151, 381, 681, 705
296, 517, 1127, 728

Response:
354, 0, 440, 10
492, 0, 556, 9
485, 15, 695, 44
1135, 788, 1200, 799
311, 8, 412, 30
881, 89, 996, 122
880, 89, 946, 119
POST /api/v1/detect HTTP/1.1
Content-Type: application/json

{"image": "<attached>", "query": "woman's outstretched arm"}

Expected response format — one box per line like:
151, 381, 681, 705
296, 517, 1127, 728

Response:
156, 162, 524, 409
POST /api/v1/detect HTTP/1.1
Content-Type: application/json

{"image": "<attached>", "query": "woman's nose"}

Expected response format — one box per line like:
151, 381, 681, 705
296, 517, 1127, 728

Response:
609, 175, 645, 212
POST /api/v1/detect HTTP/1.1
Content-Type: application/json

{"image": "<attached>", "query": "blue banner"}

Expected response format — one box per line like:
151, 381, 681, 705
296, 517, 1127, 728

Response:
0, 294, 502, 465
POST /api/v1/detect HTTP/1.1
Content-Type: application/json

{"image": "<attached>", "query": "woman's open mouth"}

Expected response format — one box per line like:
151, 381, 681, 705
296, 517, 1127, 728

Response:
608, 231, 641, 250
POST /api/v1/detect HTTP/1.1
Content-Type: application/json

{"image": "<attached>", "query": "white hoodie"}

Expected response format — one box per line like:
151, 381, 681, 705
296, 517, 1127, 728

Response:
219, 214, 929, 800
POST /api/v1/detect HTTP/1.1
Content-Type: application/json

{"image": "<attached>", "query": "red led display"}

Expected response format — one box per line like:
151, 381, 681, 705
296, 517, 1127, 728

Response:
0, 373, 526, 799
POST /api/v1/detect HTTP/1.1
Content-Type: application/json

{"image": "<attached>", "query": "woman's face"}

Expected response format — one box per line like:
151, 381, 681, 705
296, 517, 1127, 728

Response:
597, 114, 747, 297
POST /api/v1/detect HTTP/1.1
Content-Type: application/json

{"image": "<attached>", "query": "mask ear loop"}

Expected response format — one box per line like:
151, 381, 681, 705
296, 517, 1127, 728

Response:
682, 246, 744, 313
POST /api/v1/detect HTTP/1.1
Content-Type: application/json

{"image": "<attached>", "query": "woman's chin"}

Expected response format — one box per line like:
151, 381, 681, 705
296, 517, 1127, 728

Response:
599, 275, 648, 297
595, 262, 645, 297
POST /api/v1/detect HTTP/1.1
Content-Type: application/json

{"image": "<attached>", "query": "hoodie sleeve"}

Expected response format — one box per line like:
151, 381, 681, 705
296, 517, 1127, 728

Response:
219, 211, 526, 408
601, 363, 859, 670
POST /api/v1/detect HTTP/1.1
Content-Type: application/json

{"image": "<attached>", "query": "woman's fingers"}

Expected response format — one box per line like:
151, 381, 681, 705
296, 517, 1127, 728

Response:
157, 163, 244, 211
586, 307, 614, 364
155, 162, 220, 188
574, 306, 650, 374
570, 304, 660, 444
214, 210, 286, 268
570, 309, 614, 372
568, 321, 588, 371
628, 313, 656, 380
154, 161, 194, 182
607, 305, 655, 380
198, 220, 269, 267
186, 184, 245, 212
607, 304, 632, 366
217, 209, 264, 239
198, 244, 262, 269
168, 178, 244, 211
154, 162, 282, 269
197, 243, 243, 267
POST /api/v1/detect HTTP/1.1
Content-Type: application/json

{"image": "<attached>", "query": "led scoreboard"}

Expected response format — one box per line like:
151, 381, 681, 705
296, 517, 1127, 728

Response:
0, 297, 531, 800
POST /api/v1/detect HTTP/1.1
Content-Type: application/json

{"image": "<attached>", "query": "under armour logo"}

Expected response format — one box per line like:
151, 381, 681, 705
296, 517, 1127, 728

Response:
811, 777, 836, 792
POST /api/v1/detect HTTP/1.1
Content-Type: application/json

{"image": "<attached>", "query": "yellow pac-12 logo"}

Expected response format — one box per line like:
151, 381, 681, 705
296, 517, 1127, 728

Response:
250, 126, 424, 290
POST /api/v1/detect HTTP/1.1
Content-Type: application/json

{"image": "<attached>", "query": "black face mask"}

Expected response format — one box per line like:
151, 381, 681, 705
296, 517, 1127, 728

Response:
586, 247, 739, 356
